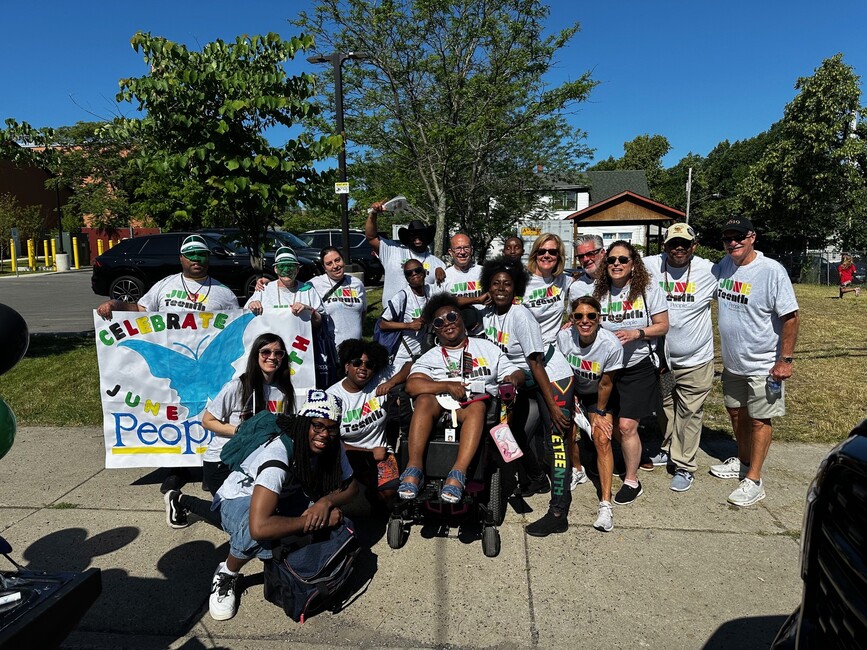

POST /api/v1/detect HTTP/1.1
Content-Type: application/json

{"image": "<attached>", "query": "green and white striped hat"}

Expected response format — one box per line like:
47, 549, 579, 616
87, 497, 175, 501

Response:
274, 246, 299, 264
180, 234, 210, 255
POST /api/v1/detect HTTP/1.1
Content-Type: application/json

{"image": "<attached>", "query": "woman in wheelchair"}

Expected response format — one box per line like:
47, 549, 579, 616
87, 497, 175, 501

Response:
398, 293, 524, 504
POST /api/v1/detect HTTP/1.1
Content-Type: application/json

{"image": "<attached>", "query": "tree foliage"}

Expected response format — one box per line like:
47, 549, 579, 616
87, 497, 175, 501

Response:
0, 194, 44, 256
111, 31, 342, 267
589, 134, 671, 201
295, 0, 596, 256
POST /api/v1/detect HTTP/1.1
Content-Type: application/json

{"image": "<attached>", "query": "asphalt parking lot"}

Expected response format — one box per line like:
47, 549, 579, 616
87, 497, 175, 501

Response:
0, 270, 102, 334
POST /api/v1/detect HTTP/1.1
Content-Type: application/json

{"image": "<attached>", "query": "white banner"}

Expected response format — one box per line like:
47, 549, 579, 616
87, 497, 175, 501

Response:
94, 309, 316, 469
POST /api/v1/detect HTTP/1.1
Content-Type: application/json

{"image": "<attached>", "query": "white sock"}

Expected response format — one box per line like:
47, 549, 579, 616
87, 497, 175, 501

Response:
217, 561, 238, 576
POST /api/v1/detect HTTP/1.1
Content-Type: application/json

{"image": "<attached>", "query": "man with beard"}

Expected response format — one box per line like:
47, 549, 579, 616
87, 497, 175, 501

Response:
366, 201, 446, 308
567, 234, 606, 301
438, 232, 489, 309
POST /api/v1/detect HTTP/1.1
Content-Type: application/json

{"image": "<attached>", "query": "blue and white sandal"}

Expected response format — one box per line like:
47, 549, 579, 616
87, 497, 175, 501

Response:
398, 466, 424, 500
440, 469, 466, 504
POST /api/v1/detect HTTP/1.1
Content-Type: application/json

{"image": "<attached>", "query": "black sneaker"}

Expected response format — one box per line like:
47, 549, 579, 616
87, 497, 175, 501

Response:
164, 490, 189, 529
613, 481, 643, 506
525, 511, 568, 537
519, 475, 551, 498
160, 467, 190, 494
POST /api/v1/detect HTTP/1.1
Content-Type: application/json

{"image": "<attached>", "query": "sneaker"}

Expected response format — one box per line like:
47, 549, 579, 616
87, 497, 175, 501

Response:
209, 569, 240, 621
519, 475, 551, 498
727, 478, 766, 507
648, 450, 670, 466
164, 490, 189, 529
669, 469, 694, 492
593, 501, 614, 532
709, 457, 749, 480
639, 459, 655, 472
525, 510, 568, 537
160, 467, 190, 494
613, 481, 643, 505
857, 287, 862, 297
570, 466, 588, 490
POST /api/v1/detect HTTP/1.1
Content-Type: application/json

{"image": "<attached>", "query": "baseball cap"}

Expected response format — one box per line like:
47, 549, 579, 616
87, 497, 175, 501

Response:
721, 216, 755, 235
664, 223, 696, 244
274, 246, 299, 265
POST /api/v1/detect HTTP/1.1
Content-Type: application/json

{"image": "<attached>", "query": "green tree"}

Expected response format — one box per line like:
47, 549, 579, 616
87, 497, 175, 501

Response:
0, 194, 44, 258
295, 0, 596, 256
111, 31, 342, 268
590, 134, 671, 200
740, 54, 867, 252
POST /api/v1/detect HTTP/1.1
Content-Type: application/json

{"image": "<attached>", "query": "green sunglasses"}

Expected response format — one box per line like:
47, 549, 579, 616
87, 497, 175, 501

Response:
183, 252, 209, 263
276, 263, 299, 275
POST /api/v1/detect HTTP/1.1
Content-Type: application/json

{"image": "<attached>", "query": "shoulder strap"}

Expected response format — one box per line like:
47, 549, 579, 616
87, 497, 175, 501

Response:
320, 276, 346, 303
255, 458, 291, 478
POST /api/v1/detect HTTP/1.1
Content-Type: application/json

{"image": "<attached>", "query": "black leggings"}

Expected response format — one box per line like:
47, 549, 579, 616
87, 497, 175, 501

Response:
177, 461, 231, 529
510, 388, 546, 484
536, 376, 575, 516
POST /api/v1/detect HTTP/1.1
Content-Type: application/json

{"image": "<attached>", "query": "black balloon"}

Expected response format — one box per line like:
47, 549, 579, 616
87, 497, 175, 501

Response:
0, 303, 29, 376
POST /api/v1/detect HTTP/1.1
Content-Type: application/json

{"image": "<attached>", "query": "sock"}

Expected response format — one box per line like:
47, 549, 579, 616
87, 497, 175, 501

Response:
624, 478, 639, 488
217, 561, 239, 576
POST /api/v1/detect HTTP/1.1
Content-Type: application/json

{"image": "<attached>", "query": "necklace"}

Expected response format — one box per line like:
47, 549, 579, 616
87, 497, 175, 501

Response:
663, 258, 692, 299
441, 339, 470, 379
275, 281, 297, 307
605, 284, 629, 323
180, 275, 211, 304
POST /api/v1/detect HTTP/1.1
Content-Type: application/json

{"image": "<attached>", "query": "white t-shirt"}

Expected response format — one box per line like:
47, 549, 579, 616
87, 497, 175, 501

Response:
244, 279, 325, 318
378, 238, 446, 308
326, 369, 395, 449
310, 274, 366, 346
138, 273, 239, 313
216, 437, 353, 502
645, 254, 717, 369
557, 327, 624, 395
598, 283, 668, 368
442, 263, 484, 307
519, 273, 573, 344
479, 305, 572, 382
382, 286, 431, 365
714, 252, 799, 376
203, 378, 290, 462
410, 337, 519, 395
566, 271, 596, 305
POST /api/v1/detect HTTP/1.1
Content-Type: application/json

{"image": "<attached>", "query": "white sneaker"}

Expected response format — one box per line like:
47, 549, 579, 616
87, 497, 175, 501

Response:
570, 466, 588, 490
727, 478, 766, 507
709, 457, 749, 480
209, 568, 240, 621
593, 501, 613, 532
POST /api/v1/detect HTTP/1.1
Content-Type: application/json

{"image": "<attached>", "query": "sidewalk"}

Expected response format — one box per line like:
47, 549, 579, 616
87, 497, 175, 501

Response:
0, 426, 830, 649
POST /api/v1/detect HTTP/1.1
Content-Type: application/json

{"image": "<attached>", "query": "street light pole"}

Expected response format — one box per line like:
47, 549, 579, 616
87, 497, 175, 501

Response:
307, 51, 369, 267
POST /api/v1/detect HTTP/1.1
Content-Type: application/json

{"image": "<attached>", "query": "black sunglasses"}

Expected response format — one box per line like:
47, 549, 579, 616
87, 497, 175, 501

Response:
537, 247, 559, 257
572, 312, 598, 321
349, 358, 376, 370
404, 267, 425, 277
577, 248, 603, 259
607, 255, 631, 265
433, 310, 460, 329
721, 233, 750, 243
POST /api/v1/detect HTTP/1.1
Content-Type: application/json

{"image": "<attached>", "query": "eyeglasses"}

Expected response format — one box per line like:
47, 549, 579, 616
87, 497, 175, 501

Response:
537, 248, 559, 257
404, 267, 425, 277
450, 246, 471, 252
432, 310, 460, 329
721, 233, 750, 243
276, 263, 299, 275
311, 420, 340, 436
607, 255, 631, 265
183, 252, 209, 263
571, 312, 598, 321
259, 349, 286, 359
349, 358, 376, 369
577, 248, 603, 260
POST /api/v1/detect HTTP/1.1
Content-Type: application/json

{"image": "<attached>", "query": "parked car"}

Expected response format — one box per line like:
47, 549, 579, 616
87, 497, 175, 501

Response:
300, 228, 384, 285
772, 419, 867, 648
197, 227, 322, 271
91, 231, 317, 303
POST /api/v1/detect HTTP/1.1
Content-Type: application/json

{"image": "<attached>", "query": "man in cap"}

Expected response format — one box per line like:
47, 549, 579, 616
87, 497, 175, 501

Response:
645, 223, 718, 491
365, 201, 446, 308
96, 234, 239, 493
711, 216, 799, 506
567, 234, 606, 301
439, 231, 489, 308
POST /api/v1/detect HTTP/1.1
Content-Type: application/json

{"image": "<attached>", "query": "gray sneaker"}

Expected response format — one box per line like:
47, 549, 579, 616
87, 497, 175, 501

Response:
648, 450, 670, 466
727, 478, 766, 507
570, 466, 588, 490
593, 501, 613, 532
709, 457, 749, 480
670, 469, 694, 492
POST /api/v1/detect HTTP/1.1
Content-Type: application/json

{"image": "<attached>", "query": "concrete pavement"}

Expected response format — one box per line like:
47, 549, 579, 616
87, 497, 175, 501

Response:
0, 426, 831, 649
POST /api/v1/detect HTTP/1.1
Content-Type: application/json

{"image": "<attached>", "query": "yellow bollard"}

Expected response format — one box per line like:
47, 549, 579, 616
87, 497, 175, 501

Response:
72, 236, 80, 269
43, 239, 50, 268
97, 238, 104, 256
9, 240, 16, 273
108, 239, 115, 249
27, 239, 35, 270
51, 239, 58, 270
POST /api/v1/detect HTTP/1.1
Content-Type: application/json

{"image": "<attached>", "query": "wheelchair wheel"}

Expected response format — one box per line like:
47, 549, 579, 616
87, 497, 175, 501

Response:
487, 467, 506, 526
482, 525, 500, 558
387, 517, 406, 549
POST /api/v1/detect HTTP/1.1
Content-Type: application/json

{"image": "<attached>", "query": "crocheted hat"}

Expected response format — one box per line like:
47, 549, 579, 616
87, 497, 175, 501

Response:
298, 389, 342, 421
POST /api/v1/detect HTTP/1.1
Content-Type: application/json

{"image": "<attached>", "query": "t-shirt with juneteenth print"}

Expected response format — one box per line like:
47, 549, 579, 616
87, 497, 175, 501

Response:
326, 367, 396, 449
556, 326, 624, 395
519, 273, 574, 345
310, 274, 366, 347
138, 273, 239, 313
442, 263, 484, 308
410, 336, 519, 395
378, 238, 446, 308
598, 282, 668, 368
382, 286, 432, 367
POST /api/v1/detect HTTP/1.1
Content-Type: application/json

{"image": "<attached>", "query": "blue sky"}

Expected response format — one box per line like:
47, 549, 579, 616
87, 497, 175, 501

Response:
2, 0, 865, 170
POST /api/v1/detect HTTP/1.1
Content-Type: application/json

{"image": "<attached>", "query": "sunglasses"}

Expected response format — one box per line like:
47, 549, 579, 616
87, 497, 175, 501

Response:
577, 248, 603, 259
276, 263, 299, 275
183, 252, 209, 263
666, 238, 693, 250
259, 349, 286, 359
572, 312, 599, 321
537, 247, 559, 257
721, 233, 750, 244
404, 267, 425, 277
607, 255, 631, 265
432, 310, 460, 329
311, 420, 340, 436
349, 358, 376, 370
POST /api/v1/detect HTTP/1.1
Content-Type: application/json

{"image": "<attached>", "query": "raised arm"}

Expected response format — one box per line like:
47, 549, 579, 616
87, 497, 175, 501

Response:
365, 202, 384, 253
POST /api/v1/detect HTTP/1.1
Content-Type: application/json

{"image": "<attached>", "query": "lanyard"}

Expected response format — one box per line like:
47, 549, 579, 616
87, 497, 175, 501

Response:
441, 339, 471, 379
663, 258, 691, 299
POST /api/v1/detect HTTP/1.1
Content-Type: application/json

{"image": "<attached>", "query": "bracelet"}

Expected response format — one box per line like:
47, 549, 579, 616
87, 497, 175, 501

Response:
592, 407, 609, 416
637, 328, 645, 340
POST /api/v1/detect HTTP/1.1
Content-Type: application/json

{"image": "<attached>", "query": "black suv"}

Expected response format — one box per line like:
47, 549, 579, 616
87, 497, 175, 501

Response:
772, 420, 867, 648
91, 231, 317, 302
300, 229, 384, 285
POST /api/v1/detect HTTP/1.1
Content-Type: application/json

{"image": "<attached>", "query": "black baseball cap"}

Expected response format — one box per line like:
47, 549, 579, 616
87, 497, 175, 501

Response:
721, 216, 755, 235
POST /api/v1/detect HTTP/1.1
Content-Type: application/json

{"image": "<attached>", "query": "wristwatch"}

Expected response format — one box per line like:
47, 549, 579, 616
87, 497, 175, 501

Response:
592, 407, 609, 416
780, 356, 794, 364
637, 328, 645, 340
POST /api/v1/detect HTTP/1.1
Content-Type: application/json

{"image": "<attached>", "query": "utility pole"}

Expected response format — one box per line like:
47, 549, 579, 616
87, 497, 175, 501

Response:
685, 167, 693, 224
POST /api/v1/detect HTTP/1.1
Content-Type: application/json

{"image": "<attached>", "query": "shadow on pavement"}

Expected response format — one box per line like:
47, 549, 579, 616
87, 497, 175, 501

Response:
702, 614, 787, 649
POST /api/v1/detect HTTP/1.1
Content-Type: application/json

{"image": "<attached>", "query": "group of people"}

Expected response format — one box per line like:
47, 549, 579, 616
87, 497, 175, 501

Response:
95, 209, 800, 622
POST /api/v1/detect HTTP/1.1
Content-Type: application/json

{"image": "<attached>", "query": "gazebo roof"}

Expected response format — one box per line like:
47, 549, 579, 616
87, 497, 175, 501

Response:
565, 190, 685, 225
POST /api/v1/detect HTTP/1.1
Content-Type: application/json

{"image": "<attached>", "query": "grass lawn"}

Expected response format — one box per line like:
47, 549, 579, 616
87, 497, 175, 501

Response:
1, 283, 863, 442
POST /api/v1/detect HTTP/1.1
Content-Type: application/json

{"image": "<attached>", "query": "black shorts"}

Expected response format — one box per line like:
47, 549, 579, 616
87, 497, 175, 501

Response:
611, 357, 659, 421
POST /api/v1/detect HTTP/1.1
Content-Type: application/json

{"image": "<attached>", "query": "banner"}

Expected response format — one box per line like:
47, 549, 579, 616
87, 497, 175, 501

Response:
94, 309, 316, 469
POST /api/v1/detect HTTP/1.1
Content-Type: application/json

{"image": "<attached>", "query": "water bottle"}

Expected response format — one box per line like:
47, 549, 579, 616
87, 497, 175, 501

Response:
766, 376, 782, 398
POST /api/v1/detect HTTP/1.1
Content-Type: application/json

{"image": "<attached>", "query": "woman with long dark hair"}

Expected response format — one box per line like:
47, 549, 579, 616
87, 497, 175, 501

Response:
593, 240, 669, 506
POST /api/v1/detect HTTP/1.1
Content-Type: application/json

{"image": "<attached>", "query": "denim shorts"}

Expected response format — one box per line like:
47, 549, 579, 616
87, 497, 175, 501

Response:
219, 495, 274, 561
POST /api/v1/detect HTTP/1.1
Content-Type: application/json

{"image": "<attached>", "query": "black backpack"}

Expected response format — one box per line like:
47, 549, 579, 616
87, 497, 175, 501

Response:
263, 518, 361, 622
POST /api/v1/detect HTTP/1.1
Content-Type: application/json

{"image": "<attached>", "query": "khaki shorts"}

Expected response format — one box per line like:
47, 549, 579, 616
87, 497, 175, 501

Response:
722, 369, 785, 419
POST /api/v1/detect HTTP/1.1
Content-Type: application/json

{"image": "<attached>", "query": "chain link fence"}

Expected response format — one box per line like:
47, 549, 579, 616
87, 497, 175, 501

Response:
778, 251, 867, 285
